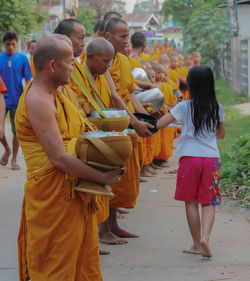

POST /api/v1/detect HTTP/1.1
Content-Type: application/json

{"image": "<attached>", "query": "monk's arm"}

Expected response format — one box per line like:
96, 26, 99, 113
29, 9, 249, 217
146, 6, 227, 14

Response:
216, 122, 225, 139
26, 94, 121, 185
135, 80, 155, 90
105, 71, 153, 137
157, 113, 176, 129
0, 94, 5, 139
130, 93, 149, 114
178, 76, 186, 84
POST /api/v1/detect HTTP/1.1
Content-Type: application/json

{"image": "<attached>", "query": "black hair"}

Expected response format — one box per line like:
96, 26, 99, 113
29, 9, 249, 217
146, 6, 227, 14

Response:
104, 17, 127, 34
94, 20, 103, 33
99, 11, 122, 33
27, 40, 37, 49
54, 19, 82, 37
131, 32, 146, 48
3, 31, 18, 43
187, 65, 220, 136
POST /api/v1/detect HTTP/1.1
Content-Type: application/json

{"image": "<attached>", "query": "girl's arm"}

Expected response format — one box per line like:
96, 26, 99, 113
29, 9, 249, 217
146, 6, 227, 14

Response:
216, 122, 225, 139
157, 113, 176, 130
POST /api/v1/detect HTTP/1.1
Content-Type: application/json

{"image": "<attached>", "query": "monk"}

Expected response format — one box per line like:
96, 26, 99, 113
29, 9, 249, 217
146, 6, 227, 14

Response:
152, 63, 177, 167
102, 17, 153, 244
187, 55, 194, 68
15, 35, 122, 281
130, 32, 155, 89
192, 51, 201, 65
0, 76, 7, 140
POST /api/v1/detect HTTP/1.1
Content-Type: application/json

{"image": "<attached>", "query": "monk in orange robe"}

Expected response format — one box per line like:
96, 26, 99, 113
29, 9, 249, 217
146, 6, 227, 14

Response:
153, 64, 177, 166
0, 76, 7, 140
15, 36, 122, 281
101, 17, 154, 244
27, 40, 37, 77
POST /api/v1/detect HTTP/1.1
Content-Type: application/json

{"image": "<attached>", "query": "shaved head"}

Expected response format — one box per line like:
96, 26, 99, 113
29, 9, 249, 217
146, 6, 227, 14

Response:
86, 37, 114, 56
49, 33, 72, 47
152, 63, 164, 71
104, 18, 128, 34
33, 35, 72, 72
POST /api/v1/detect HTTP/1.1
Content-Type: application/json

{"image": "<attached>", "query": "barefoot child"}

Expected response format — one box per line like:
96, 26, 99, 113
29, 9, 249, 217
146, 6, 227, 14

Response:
157, 65, 225, 258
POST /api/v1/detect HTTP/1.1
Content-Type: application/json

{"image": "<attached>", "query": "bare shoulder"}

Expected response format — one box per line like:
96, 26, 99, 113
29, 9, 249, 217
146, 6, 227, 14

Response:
26, 85, 57, 116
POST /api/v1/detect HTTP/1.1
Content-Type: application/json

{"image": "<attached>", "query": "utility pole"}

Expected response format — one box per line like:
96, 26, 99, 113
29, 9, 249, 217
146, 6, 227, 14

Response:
63, 0, 66, 19
226, 0, 241, 93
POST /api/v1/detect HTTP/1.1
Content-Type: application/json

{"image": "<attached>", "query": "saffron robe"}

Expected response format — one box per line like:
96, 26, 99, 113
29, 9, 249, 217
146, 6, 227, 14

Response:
109, 52, 140, 207
155, 82, 177, 160
0, 75, 7, 93
65, 60, 111, 223
15, 84, 102, 281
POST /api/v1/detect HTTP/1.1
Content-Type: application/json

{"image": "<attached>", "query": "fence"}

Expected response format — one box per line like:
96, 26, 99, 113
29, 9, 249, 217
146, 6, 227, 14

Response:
221, 37, 250, 99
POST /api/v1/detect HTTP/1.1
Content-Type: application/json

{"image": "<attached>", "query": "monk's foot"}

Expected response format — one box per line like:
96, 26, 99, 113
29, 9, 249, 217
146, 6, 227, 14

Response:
117, 214, 125, 219
140, 177, 148, 182
199, 239, 212, 258
99, 249, 110, 255
140, 170, 155, 177
11, 159, 20, 170
0, 149, 11, 166
183, 245, 201, 255
157, 160, 169, 168
146, 166, 157, 174
150, 159, 161, 170
99, 230, 128, 245
117, 208, 130, 215
111, 226, 140, 238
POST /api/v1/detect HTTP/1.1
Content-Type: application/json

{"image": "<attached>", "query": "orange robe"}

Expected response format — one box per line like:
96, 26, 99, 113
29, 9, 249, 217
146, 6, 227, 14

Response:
30, 56, 35, 77
139, 52, 151, 62
129, 56, 142, 69
0, 76, 7, 93
15, 84, 102, 281
65, 59, 111, 223
109, 52, 140, 207
155, 82, 177, 160
168, 69, 179, 86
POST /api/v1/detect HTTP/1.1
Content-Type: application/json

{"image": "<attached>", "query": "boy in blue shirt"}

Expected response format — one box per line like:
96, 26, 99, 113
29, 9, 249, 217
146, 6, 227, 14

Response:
0, 31, 32, 170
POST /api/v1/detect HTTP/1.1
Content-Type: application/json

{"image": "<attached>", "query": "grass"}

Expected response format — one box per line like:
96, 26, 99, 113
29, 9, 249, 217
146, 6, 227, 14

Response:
215, 79, 250, 205
216, 79, 249, 155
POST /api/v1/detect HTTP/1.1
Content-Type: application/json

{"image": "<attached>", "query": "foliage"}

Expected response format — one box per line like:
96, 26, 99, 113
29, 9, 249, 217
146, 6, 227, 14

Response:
184, 7, 230, 75
81, 0, 126, 20
161, 0, 225, 27
0, 0, 48, 38
220, 135, 250, 201
77, 7, 97, 36
215, 79, 250, 204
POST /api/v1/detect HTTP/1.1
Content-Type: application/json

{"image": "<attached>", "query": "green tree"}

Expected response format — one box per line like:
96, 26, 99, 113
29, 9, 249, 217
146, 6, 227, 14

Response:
77, 7, 97, 37
185, 7, 230, 76
0, 0, 47, 37
162, 0, 225, 27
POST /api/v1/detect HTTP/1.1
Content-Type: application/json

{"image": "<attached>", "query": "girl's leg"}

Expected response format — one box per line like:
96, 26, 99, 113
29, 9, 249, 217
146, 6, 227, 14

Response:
200, 205, 215, 257
183, 201, 201, 254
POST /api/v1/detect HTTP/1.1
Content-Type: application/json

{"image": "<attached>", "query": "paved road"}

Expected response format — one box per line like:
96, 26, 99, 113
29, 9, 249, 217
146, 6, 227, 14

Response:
1, 121, 250, 281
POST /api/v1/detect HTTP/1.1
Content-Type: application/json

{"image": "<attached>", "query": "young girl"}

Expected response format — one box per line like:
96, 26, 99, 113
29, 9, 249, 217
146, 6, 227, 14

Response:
157, 65, 225, 258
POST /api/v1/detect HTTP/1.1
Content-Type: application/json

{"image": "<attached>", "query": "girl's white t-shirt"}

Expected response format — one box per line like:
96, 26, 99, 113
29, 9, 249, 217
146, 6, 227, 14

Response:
170, 100, 225, 158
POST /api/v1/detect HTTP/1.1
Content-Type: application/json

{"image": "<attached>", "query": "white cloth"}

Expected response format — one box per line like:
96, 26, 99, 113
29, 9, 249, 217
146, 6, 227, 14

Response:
170, 100, 225, 158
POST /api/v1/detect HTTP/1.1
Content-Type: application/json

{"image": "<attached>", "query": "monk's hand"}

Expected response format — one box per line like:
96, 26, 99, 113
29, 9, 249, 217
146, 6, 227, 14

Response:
141, 102, 152, 109
132, 120, 154, 138
102, 168, 124, 185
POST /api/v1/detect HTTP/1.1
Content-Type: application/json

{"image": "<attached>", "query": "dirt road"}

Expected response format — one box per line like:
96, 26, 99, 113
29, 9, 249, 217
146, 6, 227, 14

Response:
1, 121, 250, 281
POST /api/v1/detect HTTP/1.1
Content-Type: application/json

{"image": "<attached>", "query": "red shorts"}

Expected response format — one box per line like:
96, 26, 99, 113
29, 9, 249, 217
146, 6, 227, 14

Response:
175, 156, 221, 206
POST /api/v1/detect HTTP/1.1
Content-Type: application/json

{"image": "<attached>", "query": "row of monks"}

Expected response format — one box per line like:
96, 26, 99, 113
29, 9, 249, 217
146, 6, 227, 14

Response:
16, 11, 201, 281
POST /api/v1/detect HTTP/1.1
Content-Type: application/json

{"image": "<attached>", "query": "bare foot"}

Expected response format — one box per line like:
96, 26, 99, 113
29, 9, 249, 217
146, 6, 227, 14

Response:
99, 230, 128, 245
111, 226, 140, 238
140, 177, 148, 182
150, 162, 162, 169
117, 208, 130, 215
146, 166, 157, 174
99, 249, 110, 255
200, 239, 212, 258
11, 160, 20, 170
141, 170, 155, 177
0, 150, 11, 166
183, 245, 201, 255
117, 214, 125, 219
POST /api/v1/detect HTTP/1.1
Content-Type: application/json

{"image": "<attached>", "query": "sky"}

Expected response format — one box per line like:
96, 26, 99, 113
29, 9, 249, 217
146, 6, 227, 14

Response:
124, 0, 164, 13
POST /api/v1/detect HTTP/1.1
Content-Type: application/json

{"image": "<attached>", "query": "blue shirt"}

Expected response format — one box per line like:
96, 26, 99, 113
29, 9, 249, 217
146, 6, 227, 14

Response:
0, 51, 32, 109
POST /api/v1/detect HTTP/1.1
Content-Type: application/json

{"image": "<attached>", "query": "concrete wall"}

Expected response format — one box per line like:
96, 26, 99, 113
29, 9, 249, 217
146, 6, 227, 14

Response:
238, 5, 250, 37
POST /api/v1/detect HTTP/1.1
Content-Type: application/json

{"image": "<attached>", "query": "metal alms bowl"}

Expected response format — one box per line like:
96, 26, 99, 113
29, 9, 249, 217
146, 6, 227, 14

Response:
132, 67, 150, 82
90, 108, 128, 118
83, 131, 128, 138
136, 88, 165, 112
